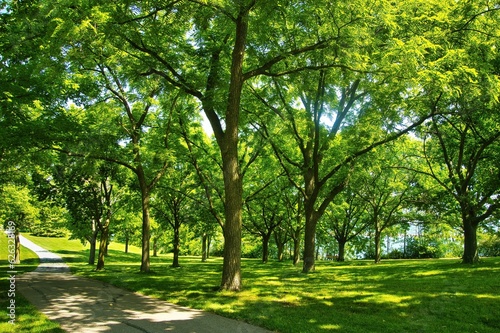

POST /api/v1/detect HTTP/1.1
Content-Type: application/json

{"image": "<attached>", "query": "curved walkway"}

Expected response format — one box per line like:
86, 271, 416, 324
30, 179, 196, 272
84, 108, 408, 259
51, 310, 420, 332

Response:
18, 235, 273, 333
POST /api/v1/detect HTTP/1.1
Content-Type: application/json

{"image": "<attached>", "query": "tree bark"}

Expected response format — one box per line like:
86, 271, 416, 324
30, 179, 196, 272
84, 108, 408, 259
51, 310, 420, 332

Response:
153, 236, 158, 257
374, 229, 382, 263
140, 190, 151, 272
201, 233, 208, 262
462, 218, 479, 264
138, 168, 151, 272
337, 239, 346, 262
262, 233, 271, 263
88, 220, 98, 265
125, 233, 129, 253
220, 160, 242, 290
302, 201, 317, 272
274, 231, 285, 262
96, 223, 109, 270
219, 8, 250, 291
293, 229, 301, 266
172, 222, 181, 268
277, 244, 284, 262
14, 231, 20, 265
207, 235, 211, 259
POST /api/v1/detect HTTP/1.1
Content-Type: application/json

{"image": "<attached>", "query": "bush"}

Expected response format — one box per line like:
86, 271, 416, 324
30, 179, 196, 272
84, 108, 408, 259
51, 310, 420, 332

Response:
479, 233, 500, 257
30, 227, 67, 238
405, 237, 441, 259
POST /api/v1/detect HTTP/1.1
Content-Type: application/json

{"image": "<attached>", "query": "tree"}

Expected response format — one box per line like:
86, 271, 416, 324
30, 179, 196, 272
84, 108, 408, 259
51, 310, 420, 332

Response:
356, 143, 419, 263
418, 111, 500, 263
244, 190, 284, 264
153, 161, 196, 268
87, 0, 351, 290
281, 187, 305, 266
250, 0, 451, 272
51, 159, 116, 267
410, 2, 500, 264
0, 184, 39, 264
324, 187, 370, 262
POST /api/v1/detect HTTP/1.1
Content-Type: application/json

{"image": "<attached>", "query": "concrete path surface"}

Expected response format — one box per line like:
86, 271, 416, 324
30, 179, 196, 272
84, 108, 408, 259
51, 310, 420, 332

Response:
18, 235, 274, 333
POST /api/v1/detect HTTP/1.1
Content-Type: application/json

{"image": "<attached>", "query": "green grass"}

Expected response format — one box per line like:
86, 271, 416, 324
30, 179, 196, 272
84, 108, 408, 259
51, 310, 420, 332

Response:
0, 232, 65, 333
22, 234, 500, 333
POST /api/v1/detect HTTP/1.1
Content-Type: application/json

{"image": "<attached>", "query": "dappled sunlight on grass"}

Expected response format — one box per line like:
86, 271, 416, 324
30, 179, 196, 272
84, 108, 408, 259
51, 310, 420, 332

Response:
21, 234, 500, 333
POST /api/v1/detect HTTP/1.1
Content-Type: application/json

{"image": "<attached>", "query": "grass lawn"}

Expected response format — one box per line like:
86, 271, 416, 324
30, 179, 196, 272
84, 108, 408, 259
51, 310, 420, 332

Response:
0, 232, 65, 333
22, 233, 500, 333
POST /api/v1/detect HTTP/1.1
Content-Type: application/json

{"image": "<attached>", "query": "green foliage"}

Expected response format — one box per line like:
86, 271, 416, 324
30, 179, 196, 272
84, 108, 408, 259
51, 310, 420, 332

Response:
479, 232, 500, 257
2, 0, 500, 287
0, 184, 39, 231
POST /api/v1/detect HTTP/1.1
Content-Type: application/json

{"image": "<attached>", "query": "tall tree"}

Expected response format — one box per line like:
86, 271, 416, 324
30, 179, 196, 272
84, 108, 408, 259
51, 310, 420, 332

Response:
356, 147, 417, 263
95, 0, 345, 290
153, 160, 197, 268
251, 0, 476, 272
0, 184, 39, 264
324, 187, 370, 262
411, 2, 500, 264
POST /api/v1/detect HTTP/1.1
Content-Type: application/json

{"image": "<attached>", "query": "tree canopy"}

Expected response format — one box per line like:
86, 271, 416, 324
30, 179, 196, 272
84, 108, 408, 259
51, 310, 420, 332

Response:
1, 0, 500, 289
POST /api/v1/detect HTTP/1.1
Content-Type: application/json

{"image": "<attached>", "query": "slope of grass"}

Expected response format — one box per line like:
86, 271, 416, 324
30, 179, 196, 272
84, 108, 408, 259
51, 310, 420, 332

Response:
0, 232, 65, 333
22, 234, 500, 333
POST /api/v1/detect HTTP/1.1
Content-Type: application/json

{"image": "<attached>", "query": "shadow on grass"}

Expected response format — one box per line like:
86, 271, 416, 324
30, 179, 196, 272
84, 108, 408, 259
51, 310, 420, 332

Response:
36, 240, 500, 333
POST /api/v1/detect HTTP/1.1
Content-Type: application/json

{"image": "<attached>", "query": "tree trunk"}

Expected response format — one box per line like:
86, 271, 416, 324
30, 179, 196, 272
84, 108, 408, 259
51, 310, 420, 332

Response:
125, 234, 129, 253
293, 229, 301, 266
337, 239, 346, 262
88, 230, 97, 265
207, 235, 211, 259
374, 229, 382, 264
14, 231, 20, 264
275, 233, 285, 262
153, 236, 158, 257
89, 221, 99, 265
172, 223, 181, 268
302, 206, 317, 272
219, 9, 249, 292
104, 238, 109, 256
202, 233, 208, 262
139, 182, 151, 272
96, 223, 109, 270
220, 162, 242, 290
462, 218, 479, 264
262, 233, 271, 263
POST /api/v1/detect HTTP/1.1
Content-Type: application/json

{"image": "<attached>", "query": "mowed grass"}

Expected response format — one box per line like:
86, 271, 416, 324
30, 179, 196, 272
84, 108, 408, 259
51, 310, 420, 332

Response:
0, 232, 65, 333
23, 234, 500, 333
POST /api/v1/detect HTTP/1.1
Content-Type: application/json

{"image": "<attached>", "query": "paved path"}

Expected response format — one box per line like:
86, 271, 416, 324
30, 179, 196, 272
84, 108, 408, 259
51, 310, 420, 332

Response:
18, 235, 274, 333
